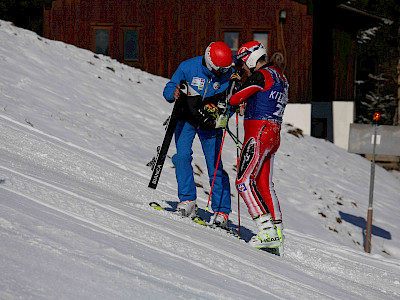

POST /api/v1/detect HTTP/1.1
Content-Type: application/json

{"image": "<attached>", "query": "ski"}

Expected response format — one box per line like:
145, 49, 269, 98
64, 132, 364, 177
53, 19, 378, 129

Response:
149, 202, 207, 226
260, 245, 284, 257
149, 202, 238, 235
148, 97, 182, 189
149, 202, 283, 256
207, 222, 238, 237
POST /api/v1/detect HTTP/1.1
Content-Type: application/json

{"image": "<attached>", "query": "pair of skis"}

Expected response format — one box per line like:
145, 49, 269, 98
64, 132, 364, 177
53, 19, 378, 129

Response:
147, 80, 199, 189
148, 201, 283, 256
147, 95, 182, 189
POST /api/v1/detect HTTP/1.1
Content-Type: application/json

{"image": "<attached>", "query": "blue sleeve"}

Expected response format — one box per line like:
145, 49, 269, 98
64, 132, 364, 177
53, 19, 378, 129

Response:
218, 80, 230, 95
163, 64, 186, 102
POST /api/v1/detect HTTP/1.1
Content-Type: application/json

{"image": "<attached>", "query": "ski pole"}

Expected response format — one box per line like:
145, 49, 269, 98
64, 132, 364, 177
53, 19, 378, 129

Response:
206, 129, 227, 211
236, 111, 241, 237
226, 126, 243, 148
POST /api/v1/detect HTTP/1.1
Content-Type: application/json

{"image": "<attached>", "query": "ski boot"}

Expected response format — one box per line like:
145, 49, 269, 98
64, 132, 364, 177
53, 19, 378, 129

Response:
250, 214, 281, 249
176, 200, 197, 217
212, 211, 229, 229
274, 219, 285, 256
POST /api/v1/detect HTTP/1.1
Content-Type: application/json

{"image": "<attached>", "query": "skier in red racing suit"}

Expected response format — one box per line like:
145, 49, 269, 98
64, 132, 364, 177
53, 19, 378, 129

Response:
229, 41, 289, 251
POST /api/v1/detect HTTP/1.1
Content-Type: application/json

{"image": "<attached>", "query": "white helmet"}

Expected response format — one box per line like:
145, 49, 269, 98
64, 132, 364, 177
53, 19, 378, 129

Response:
233, 41, 267, 71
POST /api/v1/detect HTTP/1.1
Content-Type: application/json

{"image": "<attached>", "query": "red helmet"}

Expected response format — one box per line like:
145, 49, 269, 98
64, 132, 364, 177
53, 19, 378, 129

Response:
204, 41, 233, 73
234, 41, 267, 70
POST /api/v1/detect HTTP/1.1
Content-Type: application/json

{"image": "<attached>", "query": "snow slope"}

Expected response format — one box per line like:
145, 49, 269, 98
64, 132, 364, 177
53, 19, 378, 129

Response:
1, 20, 400, 299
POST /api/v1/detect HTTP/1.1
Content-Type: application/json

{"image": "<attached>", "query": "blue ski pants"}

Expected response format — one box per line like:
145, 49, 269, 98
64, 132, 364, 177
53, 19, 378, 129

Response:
172, 121, 231, 214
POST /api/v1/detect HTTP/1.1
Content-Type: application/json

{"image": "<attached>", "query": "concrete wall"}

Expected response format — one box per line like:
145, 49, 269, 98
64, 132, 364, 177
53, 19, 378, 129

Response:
333, 101, 354, 150
283, 103, 312, 135
283, 102, 354, 150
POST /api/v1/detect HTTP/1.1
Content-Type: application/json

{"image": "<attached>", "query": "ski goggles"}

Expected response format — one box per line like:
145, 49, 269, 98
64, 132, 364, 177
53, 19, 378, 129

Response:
232, 55, 243, 67
214, 65, 231, 73
232, 51, 248, 65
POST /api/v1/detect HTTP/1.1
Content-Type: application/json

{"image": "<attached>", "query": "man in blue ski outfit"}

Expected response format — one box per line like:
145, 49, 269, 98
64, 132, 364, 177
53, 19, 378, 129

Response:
163, 41, 233, 228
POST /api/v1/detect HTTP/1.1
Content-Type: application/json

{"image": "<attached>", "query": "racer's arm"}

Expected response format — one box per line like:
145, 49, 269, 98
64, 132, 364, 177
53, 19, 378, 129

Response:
229, 70, 273, 106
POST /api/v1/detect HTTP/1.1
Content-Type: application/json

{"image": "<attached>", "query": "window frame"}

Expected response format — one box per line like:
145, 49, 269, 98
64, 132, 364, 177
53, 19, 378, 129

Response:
122, 27, 140, 62
91, 25, 112, 56
223, 30, 240, 55
252, 30, 270, 54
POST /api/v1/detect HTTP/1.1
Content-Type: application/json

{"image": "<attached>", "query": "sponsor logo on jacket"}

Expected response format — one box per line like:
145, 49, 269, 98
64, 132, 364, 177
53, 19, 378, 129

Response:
237, 138, 255, 180
236, 183, 247, 193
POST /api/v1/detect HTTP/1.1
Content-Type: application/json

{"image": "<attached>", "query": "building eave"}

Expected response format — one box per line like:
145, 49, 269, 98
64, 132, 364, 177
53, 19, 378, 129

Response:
337, 4, 394, 26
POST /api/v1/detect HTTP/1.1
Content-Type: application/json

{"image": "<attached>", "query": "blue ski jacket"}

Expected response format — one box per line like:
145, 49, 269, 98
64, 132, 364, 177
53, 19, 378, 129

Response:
163, 56, 233, 102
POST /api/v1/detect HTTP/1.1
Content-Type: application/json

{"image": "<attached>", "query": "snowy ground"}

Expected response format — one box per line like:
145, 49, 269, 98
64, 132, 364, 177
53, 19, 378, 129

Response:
1, 20, 400, 299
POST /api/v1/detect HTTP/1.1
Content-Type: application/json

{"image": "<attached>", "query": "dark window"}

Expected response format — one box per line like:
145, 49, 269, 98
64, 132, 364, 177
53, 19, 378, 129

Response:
124, 30, 139, 61
95, 29, 109, 56
253, 32, 268, 51
312, 118, 328, 139
224, 31, 239, 55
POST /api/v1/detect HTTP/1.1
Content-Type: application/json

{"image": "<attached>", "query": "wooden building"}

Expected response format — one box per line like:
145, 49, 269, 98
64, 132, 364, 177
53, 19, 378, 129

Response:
43, 0, 313, 101
43, 0, 386, 141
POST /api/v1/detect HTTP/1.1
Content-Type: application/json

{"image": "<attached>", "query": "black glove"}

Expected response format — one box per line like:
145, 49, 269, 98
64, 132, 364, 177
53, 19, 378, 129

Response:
198, 106, 217, 130
179, 81, 217, 130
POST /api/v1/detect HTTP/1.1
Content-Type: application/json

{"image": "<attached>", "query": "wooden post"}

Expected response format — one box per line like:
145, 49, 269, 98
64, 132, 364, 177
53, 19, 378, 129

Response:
364, 123, 377, 253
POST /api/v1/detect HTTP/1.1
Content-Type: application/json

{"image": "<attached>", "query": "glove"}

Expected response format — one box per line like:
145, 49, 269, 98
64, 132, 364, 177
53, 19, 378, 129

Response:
205, 100, 230, 128
201, 103, 218, 130
230, 71, 242, 83
198, 106, 216, 130
238, 103, 245, 116
232, 103, 245, 115
178, 81, 221, 130
204, 103, 219, 119
215, 114, 228, 128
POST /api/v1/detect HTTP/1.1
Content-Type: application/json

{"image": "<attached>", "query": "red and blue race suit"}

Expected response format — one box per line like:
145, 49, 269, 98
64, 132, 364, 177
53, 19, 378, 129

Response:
163, 56, 232, 214
230, 65, 288, 220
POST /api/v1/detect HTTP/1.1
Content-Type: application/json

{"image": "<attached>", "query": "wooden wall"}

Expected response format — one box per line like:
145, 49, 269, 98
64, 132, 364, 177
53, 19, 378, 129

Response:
44, 0, 319, 103
333, 28, 356, 101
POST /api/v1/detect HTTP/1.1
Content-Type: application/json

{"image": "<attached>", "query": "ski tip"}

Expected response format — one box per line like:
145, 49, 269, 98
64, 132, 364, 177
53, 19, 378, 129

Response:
149, 202, 163, 210
192, 216, 207, 226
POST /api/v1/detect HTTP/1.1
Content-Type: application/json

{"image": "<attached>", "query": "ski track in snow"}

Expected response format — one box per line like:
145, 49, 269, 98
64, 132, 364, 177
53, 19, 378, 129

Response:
0, 116, 329, 299
1, 114, 400, 299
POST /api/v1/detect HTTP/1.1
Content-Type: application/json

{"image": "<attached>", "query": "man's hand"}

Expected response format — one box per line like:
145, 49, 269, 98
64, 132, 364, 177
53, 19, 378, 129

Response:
173, 84, 181, 100
215, 114, 228, 128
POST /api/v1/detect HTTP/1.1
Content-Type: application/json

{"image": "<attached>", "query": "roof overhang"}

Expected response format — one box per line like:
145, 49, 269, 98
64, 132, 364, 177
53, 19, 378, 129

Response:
335, 4, 393, 33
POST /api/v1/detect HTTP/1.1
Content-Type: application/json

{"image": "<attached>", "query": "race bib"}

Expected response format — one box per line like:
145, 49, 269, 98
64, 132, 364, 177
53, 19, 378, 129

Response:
191, 77, 206, 91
